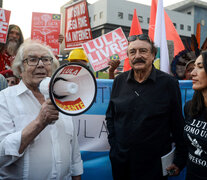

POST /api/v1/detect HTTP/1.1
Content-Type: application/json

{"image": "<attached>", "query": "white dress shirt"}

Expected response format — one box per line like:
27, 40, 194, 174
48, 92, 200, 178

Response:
0, 80, 83, 180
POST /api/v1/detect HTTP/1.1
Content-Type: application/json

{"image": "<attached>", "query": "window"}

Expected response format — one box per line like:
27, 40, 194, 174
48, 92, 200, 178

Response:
187, 25, 191, 31
94, 14, 97, 21
180, 24, 184, 30
173, 23, 177, 28
187, 11, 191, 15
128, 14, 133, 21
147, 17, 150, 24
100, 11, 103, 19
138, 16, 143, 23
118, 12, 123, 19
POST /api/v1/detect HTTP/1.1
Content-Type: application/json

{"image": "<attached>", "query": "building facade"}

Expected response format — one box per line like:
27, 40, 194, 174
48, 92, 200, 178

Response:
167, 0, 207, 47
87, 0, 194, 42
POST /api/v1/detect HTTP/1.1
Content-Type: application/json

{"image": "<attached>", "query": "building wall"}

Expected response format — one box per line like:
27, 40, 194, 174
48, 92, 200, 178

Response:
89, 0, 107, 28
165, 9, 193, 37
166, 1, 207, 48
88, 0, 194, 39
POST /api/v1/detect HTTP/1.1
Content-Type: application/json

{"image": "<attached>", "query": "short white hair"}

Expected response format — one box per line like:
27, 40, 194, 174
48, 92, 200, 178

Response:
12, 39, 59, 78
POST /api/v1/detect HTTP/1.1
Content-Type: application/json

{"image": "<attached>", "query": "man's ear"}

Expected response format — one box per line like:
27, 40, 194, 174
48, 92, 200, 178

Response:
19, 72, 22, 78
19, 66, 24, 78
152, 52, 156, 60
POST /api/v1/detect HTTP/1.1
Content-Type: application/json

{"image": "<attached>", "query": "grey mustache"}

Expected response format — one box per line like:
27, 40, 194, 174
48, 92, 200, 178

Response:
132, 59, 145, 64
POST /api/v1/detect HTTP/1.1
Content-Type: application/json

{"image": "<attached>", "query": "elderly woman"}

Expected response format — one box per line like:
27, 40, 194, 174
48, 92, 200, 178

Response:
0, 40, 83, 179
184, 50, 207, 180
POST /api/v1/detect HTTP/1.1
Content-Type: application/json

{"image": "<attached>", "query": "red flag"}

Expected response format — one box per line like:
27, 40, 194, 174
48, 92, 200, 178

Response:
148, 0, 185, 56
148, 0, 157, 41
123, 9, 143, 72
196, 23, 201, 49
129, 9, 143, 36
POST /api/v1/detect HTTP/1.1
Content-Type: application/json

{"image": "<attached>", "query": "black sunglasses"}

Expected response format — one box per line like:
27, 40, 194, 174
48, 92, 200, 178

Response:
127, 34, 152, 43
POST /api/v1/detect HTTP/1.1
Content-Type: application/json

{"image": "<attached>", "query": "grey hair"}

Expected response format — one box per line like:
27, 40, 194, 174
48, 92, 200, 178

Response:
12, 39, 59, 78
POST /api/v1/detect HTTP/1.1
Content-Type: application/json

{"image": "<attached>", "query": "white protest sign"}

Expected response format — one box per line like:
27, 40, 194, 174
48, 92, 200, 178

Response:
82, 27, 128, 72
73, 114, 109, 152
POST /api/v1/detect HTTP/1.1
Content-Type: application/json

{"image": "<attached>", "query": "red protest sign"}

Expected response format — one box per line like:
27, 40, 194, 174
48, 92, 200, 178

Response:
31, 12, 61, 56
65, 0, 92, 49
82, 27, 128, 72
0, 8, 11, 44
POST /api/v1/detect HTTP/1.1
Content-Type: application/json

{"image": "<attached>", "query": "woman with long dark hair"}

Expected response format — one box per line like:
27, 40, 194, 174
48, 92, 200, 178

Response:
184, 50, 207, 180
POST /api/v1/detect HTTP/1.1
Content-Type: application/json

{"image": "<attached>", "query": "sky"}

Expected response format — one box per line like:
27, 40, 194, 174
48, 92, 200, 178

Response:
2, 0, 193, 39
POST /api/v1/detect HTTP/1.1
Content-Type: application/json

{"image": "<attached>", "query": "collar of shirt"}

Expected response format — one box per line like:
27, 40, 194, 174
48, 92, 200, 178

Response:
16, 80, 30, 96
126, 65, 157, 83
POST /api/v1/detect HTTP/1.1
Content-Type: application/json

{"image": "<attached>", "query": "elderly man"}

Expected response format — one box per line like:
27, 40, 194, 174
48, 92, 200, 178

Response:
0, 40, 83, 179
0, 24, 24, 71
106, 34, 187, 180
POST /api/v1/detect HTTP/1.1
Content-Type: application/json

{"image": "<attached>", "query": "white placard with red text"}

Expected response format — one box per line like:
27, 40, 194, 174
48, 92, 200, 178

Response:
65, 0, 92, 49
31, 12, 61, 56
0, 8, 11, 44
82, 27, 128, 72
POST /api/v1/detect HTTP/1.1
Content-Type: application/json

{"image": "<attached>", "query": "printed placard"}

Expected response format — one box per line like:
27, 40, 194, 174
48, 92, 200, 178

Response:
0, 8, 11, 44
31, 12, 61, 55
65, 0, 92, 49
82, 27, 128, 72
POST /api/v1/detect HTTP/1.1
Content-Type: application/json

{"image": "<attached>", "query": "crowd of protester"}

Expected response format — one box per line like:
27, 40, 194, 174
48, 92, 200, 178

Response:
1, 20, 207, 180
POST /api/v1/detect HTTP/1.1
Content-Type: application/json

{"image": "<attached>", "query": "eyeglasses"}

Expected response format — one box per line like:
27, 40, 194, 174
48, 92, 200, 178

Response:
127, 34, 152, 43
23, 56, 53, 66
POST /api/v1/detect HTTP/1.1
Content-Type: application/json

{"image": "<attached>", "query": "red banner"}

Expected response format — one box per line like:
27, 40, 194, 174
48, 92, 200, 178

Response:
0, 8, 11, 44
82, 27, 128, 72
31, 12, 61, 56
65, 0, 92, 49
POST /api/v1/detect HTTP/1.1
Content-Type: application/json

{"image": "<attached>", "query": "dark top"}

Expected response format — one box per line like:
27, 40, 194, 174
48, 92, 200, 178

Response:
106, 66, 186, 170
184, 101, 207, 180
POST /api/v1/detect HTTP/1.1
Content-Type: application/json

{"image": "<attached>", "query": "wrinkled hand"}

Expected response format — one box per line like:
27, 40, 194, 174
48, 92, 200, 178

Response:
108, 60, 120, 72
58, 34, 64, 43
166, 164, 180, 176
37, 99, 59, 126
